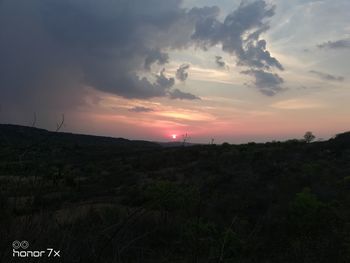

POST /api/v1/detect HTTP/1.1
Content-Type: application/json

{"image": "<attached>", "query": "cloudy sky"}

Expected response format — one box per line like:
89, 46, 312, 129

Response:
0, 0, 349, 143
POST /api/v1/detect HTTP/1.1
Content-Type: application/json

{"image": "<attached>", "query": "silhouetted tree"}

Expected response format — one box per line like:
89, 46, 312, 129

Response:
304, 131, 315, 143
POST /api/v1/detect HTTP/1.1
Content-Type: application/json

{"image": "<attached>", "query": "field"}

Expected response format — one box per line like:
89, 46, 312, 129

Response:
1, 124, 350, 262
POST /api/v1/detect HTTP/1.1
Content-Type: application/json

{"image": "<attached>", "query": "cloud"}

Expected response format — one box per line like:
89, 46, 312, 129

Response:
215, 56, 226, 68
156, 69, 176, 91
129, 106, 155, 113
0, 0, 190, 109
191, 1, 284, 95
176, 64, 190, 81
242, 69, 285, 96
270, 99, 325, 110
317, 39, 350, 49
144, 49, 169, 71
0, 0, 283, 117
191, 1, 283, 71
169, 89, 201, 100
309, 70, 344, 82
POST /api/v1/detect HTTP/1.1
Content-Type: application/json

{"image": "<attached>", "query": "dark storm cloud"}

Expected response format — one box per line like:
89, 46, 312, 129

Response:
309, 70, 344, 82
169, 89, 200, 100
242, 70, 285, 96
156, 69, 175, 90
317, 39, 350, 49
103, 69, 175, 99
40, 0, 186, 100
176, 64, 190, 81
215, 56, 226, 68
144, 49, 169, 71
129, 106, 155, 113
0, 0, 188, 108
0, 0, 283, 114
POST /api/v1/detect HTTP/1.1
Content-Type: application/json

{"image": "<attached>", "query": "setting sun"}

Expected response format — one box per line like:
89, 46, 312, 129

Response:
172, 134, 177, 140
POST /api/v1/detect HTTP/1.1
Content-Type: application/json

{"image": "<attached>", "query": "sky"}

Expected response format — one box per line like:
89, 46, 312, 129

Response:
0, 0, 349, 143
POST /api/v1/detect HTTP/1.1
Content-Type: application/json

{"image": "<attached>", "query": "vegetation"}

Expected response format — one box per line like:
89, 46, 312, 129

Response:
1, 124, 350, 262
303, 131, 316, 143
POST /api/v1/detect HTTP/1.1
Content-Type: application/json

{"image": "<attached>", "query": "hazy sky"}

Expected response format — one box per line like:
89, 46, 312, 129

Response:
0, 0, 349, 143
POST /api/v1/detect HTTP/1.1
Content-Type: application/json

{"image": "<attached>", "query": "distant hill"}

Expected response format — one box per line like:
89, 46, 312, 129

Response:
0, 124, 160, 148
333, 131, 350, 144
1, 124, 350, 148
